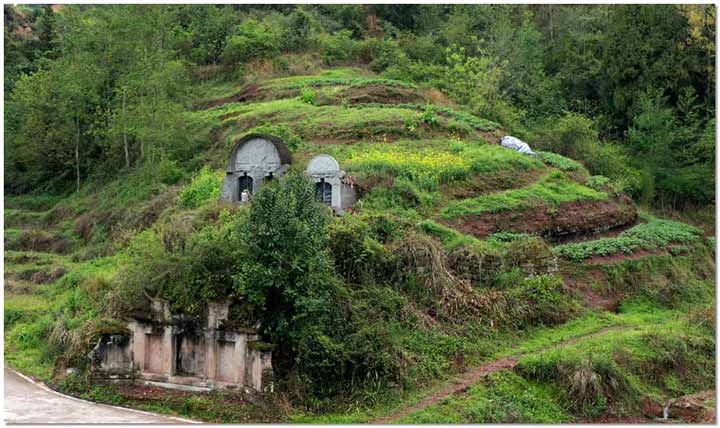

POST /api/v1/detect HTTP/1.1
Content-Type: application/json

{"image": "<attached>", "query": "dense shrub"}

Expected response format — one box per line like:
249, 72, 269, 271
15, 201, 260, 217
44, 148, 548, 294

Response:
178, 166, 223, 208
328, 214, 393, 284
317, 30, 360, 64
506, 274, 577, 328
223, 19, 281, 64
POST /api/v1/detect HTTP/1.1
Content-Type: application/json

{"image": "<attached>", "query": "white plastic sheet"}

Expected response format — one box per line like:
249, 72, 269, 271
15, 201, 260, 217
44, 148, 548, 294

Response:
501, 135, 536, 155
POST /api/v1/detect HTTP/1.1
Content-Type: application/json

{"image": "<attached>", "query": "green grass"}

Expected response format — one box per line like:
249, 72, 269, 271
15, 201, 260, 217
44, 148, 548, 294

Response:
398, 370, 571, 423
538, 151, 588, 174
514, 304, 714, 417
442, 170, 607, 218
396, 297, 714, 422
553, 213, 704, 262
417, 219, 480, 248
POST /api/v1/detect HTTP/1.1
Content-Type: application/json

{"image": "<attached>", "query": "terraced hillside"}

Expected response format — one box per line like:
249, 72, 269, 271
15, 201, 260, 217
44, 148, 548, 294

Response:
5, 67, 715, 423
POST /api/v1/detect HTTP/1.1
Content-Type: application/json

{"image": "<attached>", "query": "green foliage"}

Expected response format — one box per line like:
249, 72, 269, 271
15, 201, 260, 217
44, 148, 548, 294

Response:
222, 18, 281, 64
299, 87, 317, 105
178, 167, 223, 209
116, 206, 248, 315
585, 175, 610, 191
515, 308, 715, 417
554, 215, 703, 262
537, 151, 587, 174
327, 214, 393, 284
232, 173, 348, 390
353, 102, 499, 131
399, 370, 570, 423
342, 139, 543, 193
506, 274, 578, 328
317, 30, 360, 64
417, 219, 479, 248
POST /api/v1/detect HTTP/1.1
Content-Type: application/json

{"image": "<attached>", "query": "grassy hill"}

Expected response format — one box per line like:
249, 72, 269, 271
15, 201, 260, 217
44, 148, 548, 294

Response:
4, 66, 715, 423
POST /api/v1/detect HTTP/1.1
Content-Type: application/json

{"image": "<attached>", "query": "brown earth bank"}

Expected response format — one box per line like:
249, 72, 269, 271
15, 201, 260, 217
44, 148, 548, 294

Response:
448, 195, 637, 240
663, 389, 716, 423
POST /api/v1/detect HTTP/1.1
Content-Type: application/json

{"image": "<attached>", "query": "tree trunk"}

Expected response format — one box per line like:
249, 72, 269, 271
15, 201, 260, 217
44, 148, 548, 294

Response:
75, 117, 81, 193
123, 89, 130, 168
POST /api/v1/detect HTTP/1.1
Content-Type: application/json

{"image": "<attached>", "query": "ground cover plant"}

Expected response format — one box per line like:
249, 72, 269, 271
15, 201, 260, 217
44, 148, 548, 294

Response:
554, 214, 704, 261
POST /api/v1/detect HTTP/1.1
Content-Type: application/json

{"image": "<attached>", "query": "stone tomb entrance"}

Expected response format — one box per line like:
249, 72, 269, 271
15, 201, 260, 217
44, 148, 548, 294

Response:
220, 134, 292, 202
89, 300, 273, 392
305, 154, 356, 214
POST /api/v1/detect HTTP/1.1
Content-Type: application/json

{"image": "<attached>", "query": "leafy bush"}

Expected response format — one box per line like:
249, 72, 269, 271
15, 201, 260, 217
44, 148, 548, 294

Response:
585, 175, 610, 191
506, 274, 577, 328
317, 30, 360, 64
327, 215, 393, 284
299, 87, 317, 105
178, 167, 223, 208
156, 158, 184, 185
223, 19, 281, 64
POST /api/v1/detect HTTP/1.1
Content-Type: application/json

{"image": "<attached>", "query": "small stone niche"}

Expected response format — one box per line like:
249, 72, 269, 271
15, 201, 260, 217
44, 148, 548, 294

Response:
305, 154, 356, 215
89, 332, 133, 379
220, 134, 292, 202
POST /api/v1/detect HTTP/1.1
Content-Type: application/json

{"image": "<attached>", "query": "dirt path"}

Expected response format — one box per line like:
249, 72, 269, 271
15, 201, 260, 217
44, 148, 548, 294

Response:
370, 326, 628, 423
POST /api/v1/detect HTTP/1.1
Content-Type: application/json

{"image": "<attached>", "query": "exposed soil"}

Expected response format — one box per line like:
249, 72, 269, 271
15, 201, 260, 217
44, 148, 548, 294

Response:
449, 196, 637, 240
663, 389, 716, 423
370, 326, 628, 423
201, 83, 262, 109
562, 268, 622, 311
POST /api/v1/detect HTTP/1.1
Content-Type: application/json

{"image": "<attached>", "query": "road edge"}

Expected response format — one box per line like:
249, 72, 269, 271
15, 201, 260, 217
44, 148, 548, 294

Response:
6, 368, 200, 424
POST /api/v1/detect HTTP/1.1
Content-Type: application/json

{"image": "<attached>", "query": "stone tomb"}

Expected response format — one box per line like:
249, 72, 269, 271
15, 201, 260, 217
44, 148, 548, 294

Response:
90, 300, 273, 393
220, 134, 292, 202
305, 154, 356, 215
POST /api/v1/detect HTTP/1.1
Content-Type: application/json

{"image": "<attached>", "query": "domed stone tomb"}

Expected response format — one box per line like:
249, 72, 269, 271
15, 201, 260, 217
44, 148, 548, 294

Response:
220, 134, 292, 202
305, 154, 356, 215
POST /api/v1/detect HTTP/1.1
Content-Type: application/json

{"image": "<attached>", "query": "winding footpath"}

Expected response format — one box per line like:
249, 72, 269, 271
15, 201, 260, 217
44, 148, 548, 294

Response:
4, 368, 195, 424
370, 325, 630, 423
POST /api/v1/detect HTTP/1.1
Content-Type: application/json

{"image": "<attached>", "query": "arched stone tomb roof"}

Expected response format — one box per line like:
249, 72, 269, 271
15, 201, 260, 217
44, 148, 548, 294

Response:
305, 154, 342, 177
225, 133, 293, 173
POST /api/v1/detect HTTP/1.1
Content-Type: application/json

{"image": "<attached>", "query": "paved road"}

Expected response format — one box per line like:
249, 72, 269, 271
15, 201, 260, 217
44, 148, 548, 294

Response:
4, 368, 191, 424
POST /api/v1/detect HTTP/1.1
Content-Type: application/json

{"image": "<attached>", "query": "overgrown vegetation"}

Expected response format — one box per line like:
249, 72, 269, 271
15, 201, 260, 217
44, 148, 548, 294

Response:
3, 3, 715, 424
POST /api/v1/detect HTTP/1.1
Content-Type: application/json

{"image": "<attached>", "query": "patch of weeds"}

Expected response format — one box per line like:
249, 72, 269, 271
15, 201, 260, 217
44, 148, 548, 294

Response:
178, 167, 224, 209
299, 87, 317, 105
417, 219, 479, 248
538, 151, 588, 174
